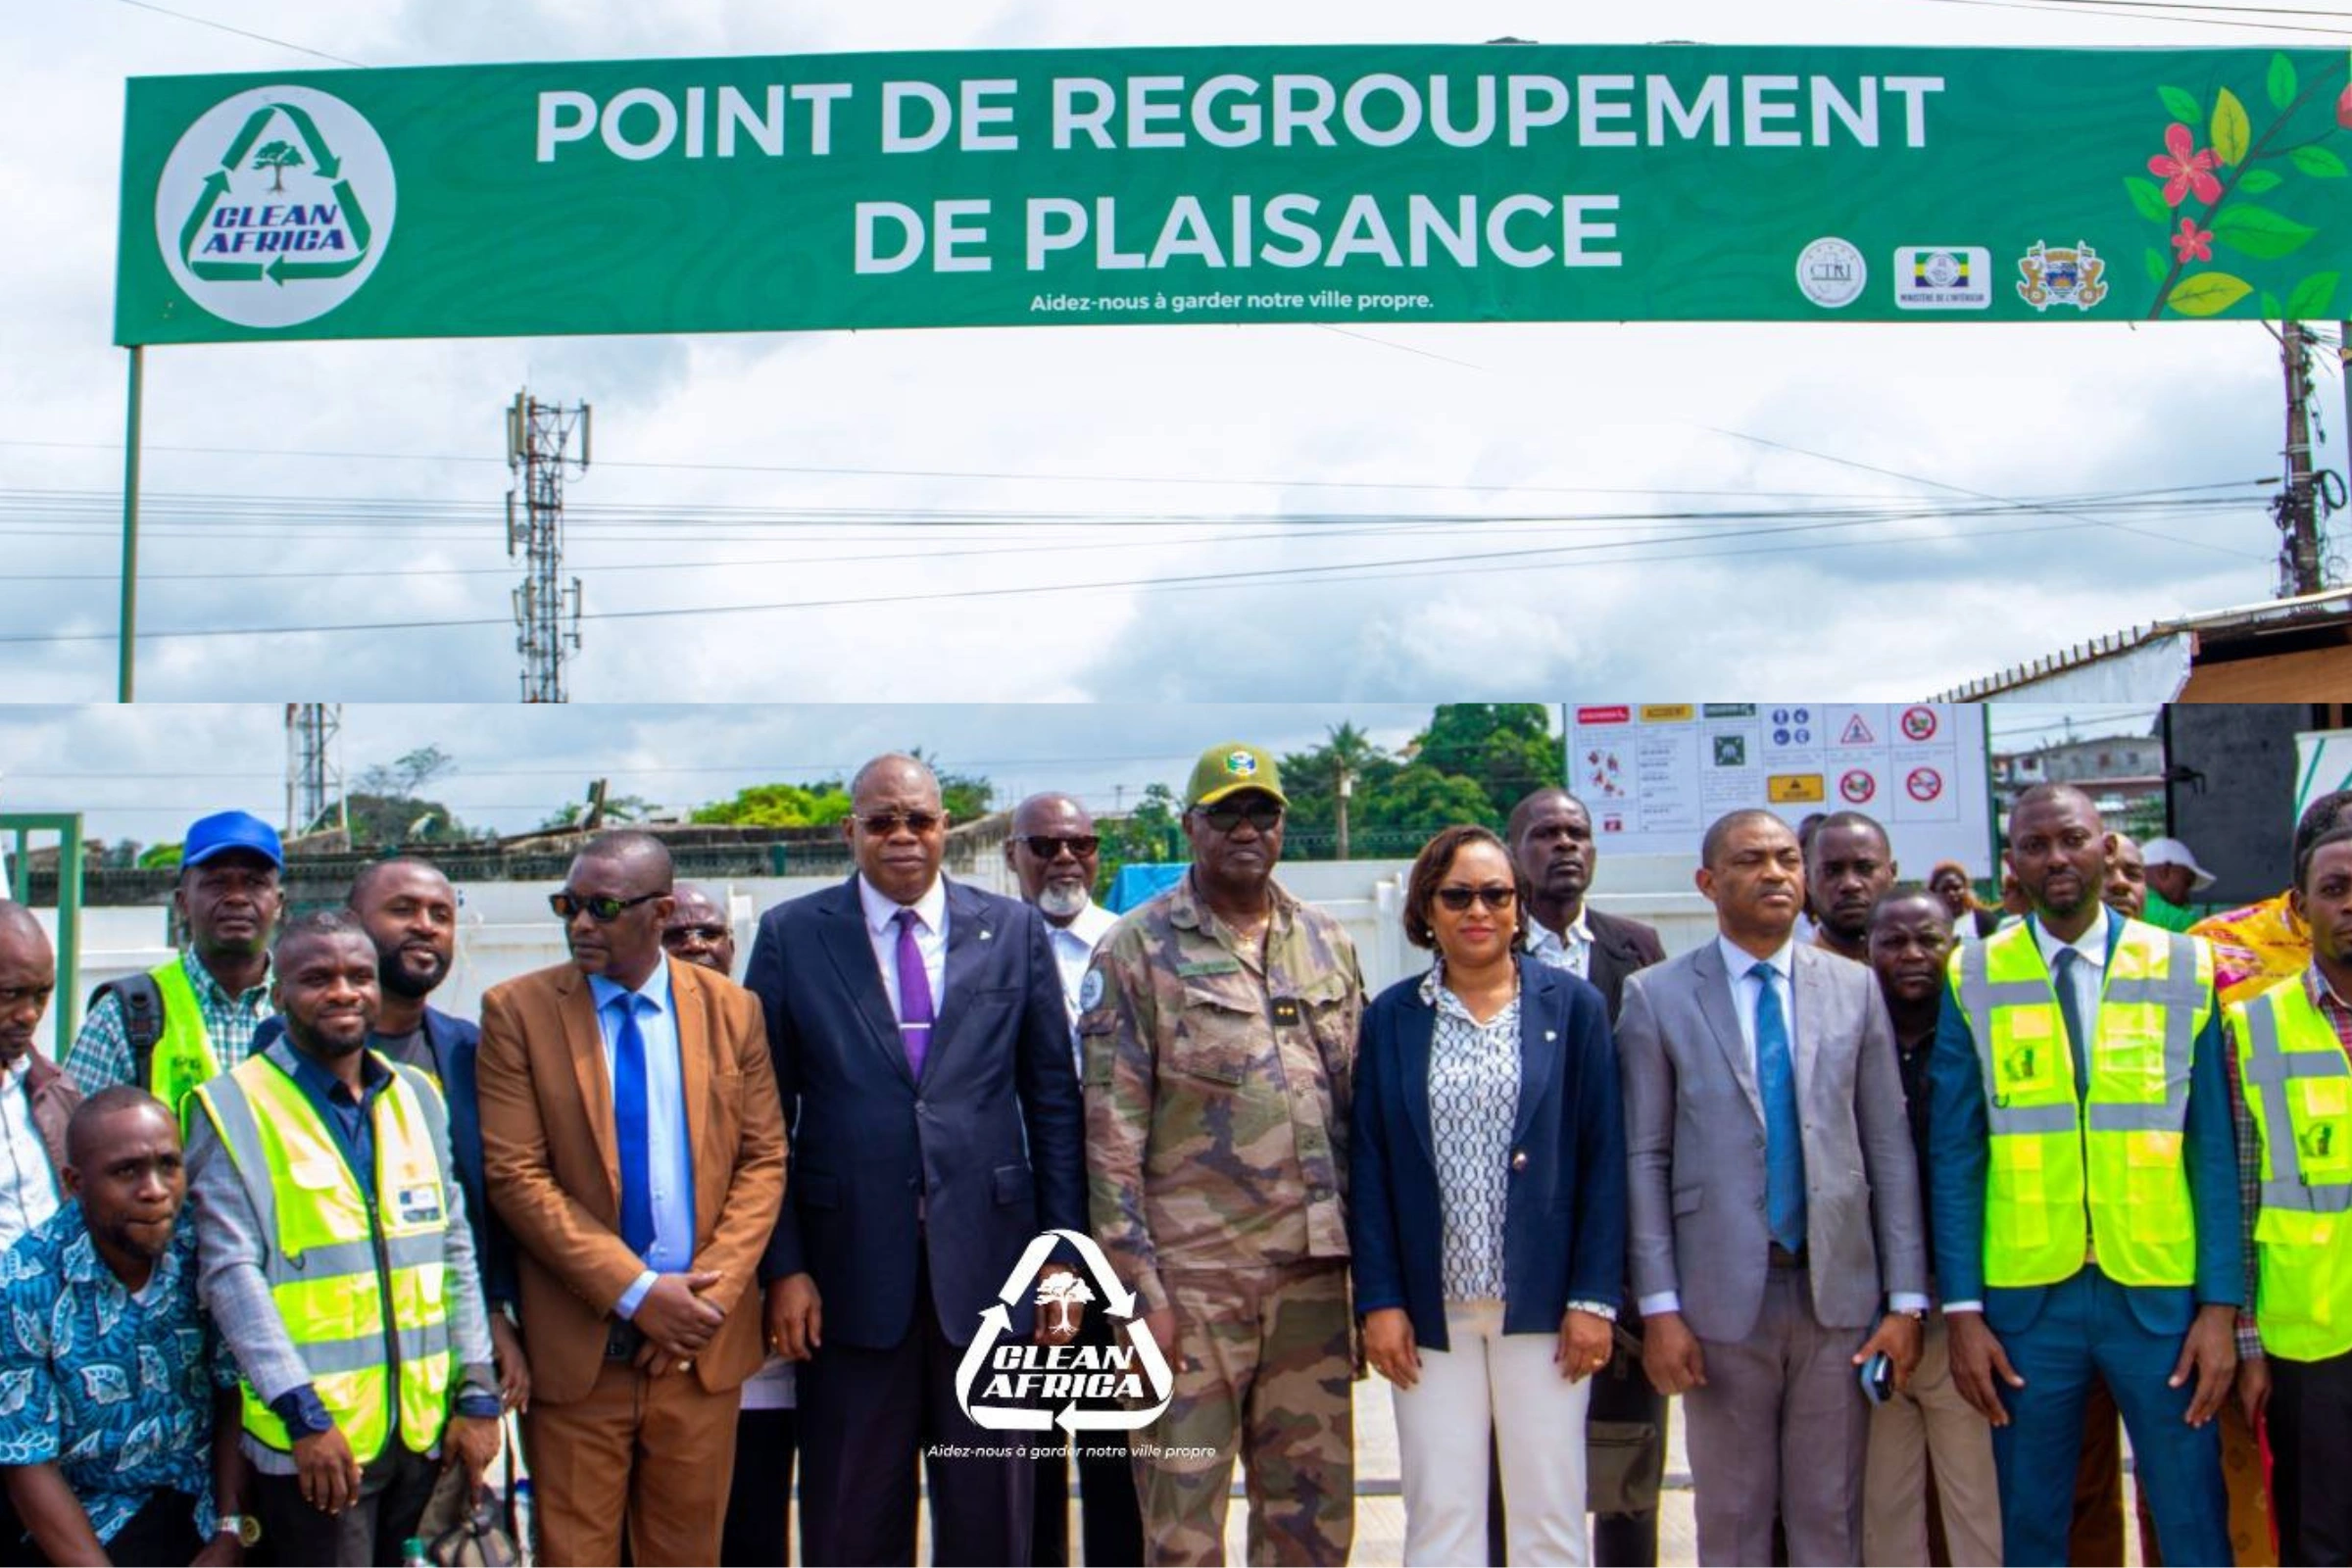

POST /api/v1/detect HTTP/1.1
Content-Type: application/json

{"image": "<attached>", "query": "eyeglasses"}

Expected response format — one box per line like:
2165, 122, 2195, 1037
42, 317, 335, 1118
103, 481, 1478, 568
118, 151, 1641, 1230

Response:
662, 923, 729, 945
550, 889, 662, 922
858, 811, 942, 837
1435, 884, 1519, 912
1017, 835, 1101, 859
1197, 802, 1284, 833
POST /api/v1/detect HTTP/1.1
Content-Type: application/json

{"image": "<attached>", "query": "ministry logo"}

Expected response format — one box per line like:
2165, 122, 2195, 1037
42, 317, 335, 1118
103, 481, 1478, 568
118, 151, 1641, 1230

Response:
954, 1229, 1174, 1433
154, 85, 396, 328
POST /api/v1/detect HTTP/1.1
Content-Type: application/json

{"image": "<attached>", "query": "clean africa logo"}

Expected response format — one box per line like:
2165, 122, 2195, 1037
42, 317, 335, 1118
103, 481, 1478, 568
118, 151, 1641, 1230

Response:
155, 85, 395, 328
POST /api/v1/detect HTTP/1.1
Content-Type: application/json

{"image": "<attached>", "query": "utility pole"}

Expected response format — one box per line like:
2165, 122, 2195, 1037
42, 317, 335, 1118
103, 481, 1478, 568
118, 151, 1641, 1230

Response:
282, 704, 345, 839
1335, 765, 1353, 861
2277, 319, 2324, 598
505, 389, 591, 702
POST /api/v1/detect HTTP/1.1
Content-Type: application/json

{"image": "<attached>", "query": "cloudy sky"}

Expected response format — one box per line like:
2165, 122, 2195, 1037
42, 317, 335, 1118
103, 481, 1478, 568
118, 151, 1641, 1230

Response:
0, 0, 2345, 706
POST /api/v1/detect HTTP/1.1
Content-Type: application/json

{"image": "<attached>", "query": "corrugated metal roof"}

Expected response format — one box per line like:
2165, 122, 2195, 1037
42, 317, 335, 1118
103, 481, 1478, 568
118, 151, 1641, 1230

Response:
1928, 587, 2352, 701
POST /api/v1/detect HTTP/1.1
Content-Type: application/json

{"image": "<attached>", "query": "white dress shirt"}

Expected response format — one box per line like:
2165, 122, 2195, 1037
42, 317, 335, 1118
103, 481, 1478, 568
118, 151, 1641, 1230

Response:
1524, 908, 1594, 980
1046, 900, 1120, 1021
0, 1057, 59, 1252
590, 962, 694, 1320
859, 873, 950, 1016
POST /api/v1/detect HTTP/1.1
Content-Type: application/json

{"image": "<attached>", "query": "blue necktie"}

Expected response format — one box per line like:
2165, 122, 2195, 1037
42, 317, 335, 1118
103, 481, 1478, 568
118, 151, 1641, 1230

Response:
612, 994, 656, 1259
1751, 962, 1808, 1254
2054, 949, 2090, 1097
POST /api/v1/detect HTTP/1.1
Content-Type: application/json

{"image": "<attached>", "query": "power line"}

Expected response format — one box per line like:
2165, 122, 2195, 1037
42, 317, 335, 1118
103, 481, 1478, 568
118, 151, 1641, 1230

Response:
112, 0, 366, 66
1909, 0, 2352, 33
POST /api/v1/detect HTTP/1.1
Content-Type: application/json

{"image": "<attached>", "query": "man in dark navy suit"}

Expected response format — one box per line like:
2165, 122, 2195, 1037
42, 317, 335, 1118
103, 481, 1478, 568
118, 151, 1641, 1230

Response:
746, 754, 1088, 1566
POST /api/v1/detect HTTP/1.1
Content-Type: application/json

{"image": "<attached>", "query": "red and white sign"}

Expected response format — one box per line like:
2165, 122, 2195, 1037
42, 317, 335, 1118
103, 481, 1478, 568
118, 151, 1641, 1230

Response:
1578, 706, 1632, 725
1900, 707, 1938, 743
1907, 766, 1944, 802
1840, 769, 1877, 804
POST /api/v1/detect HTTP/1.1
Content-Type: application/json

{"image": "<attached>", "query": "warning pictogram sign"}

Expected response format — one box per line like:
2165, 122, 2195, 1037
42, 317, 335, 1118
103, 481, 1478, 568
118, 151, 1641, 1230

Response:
1907, 766, 1944, 802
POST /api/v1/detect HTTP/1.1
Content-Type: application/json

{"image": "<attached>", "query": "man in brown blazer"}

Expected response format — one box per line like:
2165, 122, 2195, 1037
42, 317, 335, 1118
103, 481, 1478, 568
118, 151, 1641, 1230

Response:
477, 832, 786, 1567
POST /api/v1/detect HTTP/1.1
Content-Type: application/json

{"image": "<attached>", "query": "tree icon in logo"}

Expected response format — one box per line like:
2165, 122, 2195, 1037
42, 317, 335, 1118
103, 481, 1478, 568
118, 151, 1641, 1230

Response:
252, 139, 304, 192
1036, 1271, 1096, 1338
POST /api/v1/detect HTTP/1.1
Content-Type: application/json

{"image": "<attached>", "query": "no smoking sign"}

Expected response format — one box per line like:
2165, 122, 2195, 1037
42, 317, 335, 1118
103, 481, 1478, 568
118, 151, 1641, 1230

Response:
1907, 766, 1943, 802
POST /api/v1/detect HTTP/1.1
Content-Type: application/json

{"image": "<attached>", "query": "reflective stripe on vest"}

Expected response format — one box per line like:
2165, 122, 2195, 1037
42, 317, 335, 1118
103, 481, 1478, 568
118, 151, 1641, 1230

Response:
195, 1048, 455, 1462
2232, 978, 2352, 1361
148, 956, 223, 1130
1950, 918, 2213, 1290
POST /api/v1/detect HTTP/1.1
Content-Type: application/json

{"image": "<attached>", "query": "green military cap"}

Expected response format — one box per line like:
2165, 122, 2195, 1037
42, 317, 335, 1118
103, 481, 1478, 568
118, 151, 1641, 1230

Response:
1185, 742, 1288, 809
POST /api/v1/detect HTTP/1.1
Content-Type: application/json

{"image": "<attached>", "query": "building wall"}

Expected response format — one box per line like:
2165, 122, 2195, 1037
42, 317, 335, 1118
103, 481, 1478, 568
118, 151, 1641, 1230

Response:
2164, 705, 2311, 906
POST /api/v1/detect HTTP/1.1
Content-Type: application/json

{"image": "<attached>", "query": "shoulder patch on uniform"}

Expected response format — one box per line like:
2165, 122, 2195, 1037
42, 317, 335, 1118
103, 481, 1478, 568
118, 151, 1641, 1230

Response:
1079, 968, 1105, 1011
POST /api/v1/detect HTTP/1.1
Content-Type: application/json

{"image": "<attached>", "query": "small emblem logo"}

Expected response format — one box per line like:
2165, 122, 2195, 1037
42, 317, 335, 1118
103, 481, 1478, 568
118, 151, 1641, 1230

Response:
2016, 241, 2108, 314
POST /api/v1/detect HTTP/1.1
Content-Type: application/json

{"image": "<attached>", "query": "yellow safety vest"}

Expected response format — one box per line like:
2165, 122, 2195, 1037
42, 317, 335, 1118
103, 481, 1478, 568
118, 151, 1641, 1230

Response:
148, 956, 225, 1129
2231, 974, 2352, 1361
1949, 917, 2213, 1290
194, 1043, 456, 1462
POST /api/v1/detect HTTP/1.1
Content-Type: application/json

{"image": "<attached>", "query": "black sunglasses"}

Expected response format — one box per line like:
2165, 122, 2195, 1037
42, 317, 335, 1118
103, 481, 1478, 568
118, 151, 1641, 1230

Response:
1197, 802, 1284, 833
1435, 884, 1518, 912
551, 889, 662, 923
662, 923, 729, 945
859, 811, 942, 836
1018, 835, 1101, 859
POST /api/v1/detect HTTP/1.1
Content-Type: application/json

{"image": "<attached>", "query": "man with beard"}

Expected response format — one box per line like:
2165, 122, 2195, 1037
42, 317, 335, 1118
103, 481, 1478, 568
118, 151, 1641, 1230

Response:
1807, 811, 1898, 965
188, 911, 502, 1566
1860, 889, 2000, 1567
2104, 834, 2149, 921
1505, 788, 1666, 1567
70, 811, 283, 1115
253, 859, 530, 1416
0, 1088, 249, 1567
1003, 793, 1138, 1568
1933, 784, 2238, 1566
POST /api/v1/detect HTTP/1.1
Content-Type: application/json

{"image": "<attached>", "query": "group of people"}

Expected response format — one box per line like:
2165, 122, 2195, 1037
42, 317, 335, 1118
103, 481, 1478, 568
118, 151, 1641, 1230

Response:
0, 743, 2346, 1568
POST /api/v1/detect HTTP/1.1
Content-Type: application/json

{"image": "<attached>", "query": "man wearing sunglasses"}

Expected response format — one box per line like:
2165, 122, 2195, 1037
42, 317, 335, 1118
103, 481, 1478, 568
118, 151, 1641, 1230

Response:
1002, 793, 1139, 1568
1080, 742, 1364, 1566
744, 754, 1087, 1567
475, 832, 787, 1566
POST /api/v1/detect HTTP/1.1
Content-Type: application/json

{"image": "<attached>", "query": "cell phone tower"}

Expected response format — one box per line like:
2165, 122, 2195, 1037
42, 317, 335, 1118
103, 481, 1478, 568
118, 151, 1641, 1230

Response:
283, 703, 346, 838
505, 389, 591, 702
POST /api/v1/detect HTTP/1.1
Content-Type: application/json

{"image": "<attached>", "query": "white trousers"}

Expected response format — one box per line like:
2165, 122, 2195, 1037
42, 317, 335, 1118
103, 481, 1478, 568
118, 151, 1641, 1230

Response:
1391, 1298, 1593, 1567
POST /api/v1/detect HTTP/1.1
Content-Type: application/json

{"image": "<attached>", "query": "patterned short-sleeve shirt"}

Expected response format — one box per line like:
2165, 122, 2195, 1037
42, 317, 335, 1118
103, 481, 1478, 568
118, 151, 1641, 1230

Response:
0, 1203, 233, 1545
1421, 963, 1521, 1304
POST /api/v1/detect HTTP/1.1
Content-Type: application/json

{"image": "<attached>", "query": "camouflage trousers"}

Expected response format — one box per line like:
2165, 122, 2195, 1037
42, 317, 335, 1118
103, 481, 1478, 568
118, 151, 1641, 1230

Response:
1133, 1258, 1353, 1566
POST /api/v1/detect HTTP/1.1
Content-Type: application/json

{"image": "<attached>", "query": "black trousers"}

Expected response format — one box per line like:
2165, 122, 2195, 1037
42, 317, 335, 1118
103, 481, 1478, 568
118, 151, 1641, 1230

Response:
2270, 1350, 2352, 1567
797, 1252, 1033, 1566
1029, 1300, 1143, 1567
94, 1490, 205, 1568
253, 1441, 438, 1568
720, 1406, 799, 1566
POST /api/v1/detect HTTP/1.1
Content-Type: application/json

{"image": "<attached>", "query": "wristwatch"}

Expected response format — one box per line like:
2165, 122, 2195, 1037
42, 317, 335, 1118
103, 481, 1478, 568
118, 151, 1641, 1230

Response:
218, 1514, 262, 1547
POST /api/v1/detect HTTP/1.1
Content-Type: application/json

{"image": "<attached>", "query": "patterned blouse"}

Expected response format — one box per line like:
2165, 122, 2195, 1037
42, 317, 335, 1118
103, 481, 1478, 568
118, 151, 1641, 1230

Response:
0, 1203, 233, 1546
1422, 963, 1521, 1303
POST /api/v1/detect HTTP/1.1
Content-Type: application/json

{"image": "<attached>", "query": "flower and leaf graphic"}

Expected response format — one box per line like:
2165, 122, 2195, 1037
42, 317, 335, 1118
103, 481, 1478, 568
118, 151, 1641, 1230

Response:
2129, 56, 2352, 318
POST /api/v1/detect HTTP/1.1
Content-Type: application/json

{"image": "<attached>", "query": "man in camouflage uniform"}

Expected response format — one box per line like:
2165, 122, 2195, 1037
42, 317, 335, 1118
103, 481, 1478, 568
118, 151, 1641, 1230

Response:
1079, 742, 1364, 1567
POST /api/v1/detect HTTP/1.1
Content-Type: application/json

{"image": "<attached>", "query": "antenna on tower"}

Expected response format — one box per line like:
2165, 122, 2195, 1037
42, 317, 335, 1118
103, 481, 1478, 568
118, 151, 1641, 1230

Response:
506, 388, 591, 702
283, 704, 346, 840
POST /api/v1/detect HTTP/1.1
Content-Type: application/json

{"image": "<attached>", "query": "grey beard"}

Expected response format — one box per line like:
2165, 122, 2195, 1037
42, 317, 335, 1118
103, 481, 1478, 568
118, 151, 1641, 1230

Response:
1037, 883, 1089, 920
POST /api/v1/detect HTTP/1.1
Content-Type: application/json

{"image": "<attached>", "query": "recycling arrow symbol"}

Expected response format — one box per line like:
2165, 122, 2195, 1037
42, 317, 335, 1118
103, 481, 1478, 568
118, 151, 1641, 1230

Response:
953, 1228, 1176, 1434
179, 101, 374, 285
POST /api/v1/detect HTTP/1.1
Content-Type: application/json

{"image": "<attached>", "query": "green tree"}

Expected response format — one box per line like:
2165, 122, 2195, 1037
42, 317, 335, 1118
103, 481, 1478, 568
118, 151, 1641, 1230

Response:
137, 841, 183, 871
907, 747, 995, 819
346, 792, 465, 844
252, 139, 304, 193
1097, 782, 1184, 897
1410, 704, 1562, 823
692, 782, 854, 828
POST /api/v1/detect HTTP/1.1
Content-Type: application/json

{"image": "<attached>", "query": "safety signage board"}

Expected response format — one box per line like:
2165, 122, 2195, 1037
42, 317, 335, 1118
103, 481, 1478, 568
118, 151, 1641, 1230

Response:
1568, 702, 1992, 871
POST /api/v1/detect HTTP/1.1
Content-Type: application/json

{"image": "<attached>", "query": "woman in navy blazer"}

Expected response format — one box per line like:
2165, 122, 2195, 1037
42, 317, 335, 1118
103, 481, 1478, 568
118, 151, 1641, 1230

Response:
1350, 824, 1628, 1566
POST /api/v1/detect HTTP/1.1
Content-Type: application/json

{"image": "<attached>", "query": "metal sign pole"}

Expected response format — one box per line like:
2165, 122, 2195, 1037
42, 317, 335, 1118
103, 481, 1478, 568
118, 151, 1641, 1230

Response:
118, 346, 143, 703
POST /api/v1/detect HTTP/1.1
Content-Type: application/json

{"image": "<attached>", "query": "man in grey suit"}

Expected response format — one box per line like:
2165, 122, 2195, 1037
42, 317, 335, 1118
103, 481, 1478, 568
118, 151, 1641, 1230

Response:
1619, 808, 1929, 1565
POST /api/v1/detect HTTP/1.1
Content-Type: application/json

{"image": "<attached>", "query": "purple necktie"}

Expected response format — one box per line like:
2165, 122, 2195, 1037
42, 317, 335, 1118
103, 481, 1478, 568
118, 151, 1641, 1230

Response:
894, 907, 935, 1079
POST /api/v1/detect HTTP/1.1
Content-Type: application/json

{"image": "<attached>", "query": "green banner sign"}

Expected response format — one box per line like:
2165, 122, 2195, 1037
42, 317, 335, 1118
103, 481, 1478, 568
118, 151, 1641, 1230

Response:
115, 44, 2352, 344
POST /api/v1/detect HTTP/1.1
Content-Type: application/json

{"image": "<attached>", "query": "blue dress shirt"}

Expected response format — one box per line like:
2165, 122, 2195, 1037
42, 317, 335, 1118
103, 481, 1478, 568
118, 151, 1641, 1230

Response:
593, 964, 696, 1319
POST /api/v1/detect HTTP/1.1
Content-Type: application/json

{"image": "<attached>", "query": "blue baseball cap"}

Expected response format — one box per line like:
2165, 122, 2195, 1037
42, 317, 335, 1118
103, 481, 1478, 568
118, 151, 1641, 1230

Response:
182, 810, 284, 871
